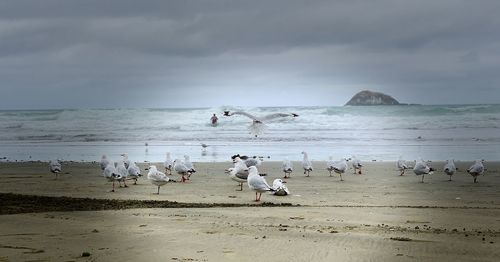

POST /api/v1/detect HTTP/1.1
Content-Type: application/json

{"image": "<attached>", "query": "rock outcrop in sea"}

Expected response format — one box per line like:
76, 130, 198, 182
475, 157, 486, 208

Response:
345, 90, 400, 106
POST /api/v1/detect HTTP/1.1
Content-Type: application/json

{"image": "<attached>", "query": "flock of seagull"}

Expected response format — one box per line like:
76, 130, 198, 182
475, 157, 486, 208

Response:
47, 151, 487, 202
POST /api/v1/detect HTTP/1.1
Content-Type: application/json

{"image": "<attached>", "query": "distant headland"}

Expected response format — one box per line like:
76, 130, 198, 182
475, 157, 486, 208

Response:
345, 90, 407, 106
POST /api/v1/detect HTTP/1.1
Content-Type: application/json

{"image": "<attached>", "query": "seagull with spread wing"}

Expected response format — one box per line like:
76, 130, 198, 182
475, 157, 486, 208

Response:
223, 110, 299, 137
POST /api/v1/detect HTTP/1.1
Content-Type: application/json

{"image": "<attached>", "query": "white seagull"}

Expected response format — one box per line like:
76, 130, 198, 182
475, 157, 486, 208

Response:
281, 158, 293, 178
443, 159, 456, 181
49, 160, 62, 180
120, 153, 131, 169
326, 156, 335, 177
127, 162, 142, 185
272, 179, 290, 196
173, 159, 191, 182
164, 152, 173, 175
225, 166, 249, 191
413, 159, 435, 183
332, 158, 348, 181
103, 163, 122, 192
100, 155, 110, 171
397, 156, 409, 176
114, 161, 129, 188
467, 160, 485, 183
301, 151, 313, 177
147, 165, 171, 194
223, 110, 299, 137
184, 155, 196, 179
351, 156, 363, 175
247, 166, 274, 202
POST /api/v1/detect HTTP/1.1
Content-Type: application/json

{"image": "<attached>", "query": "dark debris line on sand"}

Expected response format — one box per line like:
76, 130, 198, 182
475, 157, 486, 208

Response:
0, 193, 294, 215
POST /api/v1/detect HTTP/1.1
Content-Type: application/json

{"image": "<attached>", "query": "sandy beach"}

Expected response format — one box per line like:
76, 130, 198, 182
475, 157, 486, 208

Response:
1, 160, 499, 261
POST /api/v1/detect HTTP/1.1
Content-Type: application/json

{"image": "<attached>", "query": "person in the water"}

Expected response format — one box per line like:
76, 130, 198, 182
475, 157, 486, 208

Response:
210, 113, 218, 126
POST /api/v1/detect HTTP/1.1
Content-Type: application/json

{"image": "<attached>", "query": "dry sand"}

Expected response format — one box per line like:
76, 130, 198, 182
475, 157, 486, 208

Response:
0, 160, 499, 261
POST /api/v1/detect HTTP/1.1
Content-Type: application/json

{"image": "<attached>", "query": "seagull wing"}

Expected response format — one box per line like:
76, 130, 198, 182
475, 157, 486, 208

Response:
227, 111, 259, 121
261, 113, 297, 121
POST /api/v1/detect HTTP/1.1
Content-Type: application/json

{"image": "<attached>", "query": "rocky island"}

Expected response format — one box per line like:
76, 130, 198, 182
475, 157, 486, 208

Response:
345, 90, 400, 106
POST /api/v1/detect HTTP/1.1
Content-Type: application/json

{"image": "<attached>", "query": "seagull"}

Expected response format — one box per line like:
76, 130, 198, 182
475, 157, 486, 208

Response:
120, 153, 131, 169
326, 156, 335, 177
301, 151, 313, 177
184, 155, 196, 178
225, 166, 249, 191
201, 143, 209, 149
443, 159, 456, 181
114, 161, 129, 188
281, 158, 293, 178
467, 160, 485, 183
223, 110, 299, 137
127, 162, 142, 185
100, 155, 110, 171
164, 152, 173, 175
413, 159, 435, 183
173, 159, 191, 182
351, 156, 363, 174
332, 158, 348, 181
272, 179, 290, 196
49, 160, 62, 180
244, 156, 262, 167
103, 163, 122, 192
397, 156, 408, 176
147, 165, 171, 194
247, 166, 274, 202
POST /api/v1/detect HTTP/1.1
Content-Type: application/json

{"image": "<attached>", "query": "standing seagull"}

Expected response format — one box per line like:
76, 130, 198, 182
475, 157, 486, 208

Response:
326, 156, 335, 177
351, 156, 363, 174
223, 110, 299, 137
397, 156, 409, 176
127, 162, 142, 185
443, 159, 456, 181
103, 163, 122, 192
173, 159, 191, 182
413, 159, 435, 183
184, 155, 196, 179
115, 161, 129, 188
164, 152, 173, 175
332, 158, 348, 181
301, 151, 313, 177
225, 166, 249, 191
147, 165, 171, 194
247, 166, 274, 202
49, 160, 62, 180
100, 155, 110, 171
281, 158, 293, 178
467, 160, 485, 183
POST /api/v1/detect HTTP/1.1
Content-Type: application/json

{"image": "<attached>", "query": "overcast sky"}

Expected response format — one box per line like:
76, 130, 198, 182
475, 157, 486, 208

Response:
1, 0, 500, 109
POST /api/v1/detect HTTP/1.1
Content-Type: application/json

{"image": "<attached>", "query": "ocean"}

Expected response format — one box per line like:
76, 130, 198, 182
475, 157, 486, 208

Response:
0, 104, 499, 163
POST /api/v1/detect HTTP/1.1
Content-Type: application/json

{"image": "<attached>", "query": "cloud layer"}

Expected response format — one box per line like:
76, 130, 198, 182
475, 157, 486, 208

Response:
1, 0, 499, 108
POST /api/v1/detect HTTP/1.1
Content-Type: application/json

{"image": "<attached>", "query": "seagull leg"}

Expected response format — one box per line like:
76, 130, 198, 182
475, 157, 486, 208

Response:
474, 177, 477, 183
329, 170, 332, 177
421, 175, 425, 183
134, 179, 137, 185
124, 180, 128, 188
255, 192, 259, 202
157, 186, 160, 194
111, 181, 115, 192
340, 174, 343, 181
449, 175, 452, 181
257, 192, 262, 201
238, 183, 243, 191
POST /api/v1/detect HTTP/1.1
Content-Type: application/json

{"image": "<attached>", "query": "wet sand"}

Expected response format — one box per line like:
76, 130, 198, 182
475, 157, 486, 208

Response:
0, 161, 499, 261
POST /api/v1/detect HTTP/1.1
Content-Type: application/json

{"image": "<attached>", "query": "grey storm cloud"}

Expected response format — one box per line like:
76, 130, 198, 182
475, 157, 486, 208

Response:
1, 0, 500, 109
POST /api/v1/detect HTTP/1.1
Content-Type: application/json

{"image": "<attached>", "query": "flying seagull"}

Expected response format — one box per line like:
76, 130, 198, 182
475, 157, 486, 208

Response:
223, 110, 298, 137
